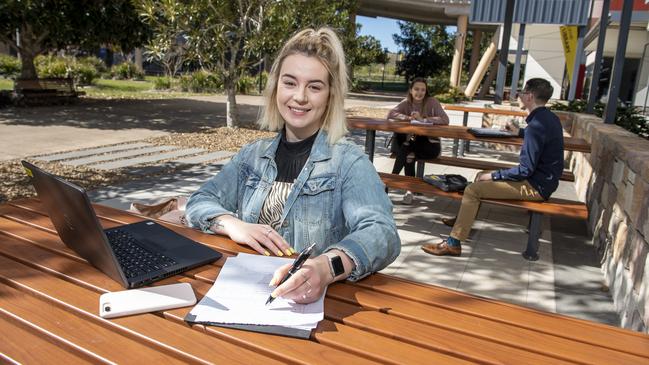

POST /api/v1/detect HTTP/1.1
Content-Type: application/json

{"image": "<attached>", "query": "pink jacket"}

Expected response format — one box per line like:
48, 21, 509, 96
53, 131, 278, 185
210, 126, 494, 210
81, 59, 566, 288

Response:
387, 97, 449, 125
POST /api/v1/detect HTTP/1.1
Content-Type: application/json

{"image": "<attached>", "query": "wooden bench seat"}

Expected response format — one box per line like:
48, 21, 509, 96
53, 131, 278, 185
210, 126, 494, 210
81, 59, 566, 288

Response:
389, 153, 575, 181
14, 78, 85, 106
379, 172, 588, 260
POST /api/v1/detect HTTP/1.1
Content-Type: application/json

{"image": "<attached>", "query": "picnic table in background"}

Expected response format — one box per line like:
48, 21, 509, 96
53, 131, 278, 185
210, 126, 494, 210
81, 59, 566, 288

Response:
347, 116, 591, 162
1, 198, 648, 364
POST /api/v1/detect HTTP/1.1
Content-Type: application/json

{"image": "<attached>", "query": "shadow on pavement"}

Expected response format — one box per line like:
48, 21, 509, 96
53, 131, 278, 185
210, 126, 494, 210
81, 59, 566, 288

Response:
0, 98, 262, 133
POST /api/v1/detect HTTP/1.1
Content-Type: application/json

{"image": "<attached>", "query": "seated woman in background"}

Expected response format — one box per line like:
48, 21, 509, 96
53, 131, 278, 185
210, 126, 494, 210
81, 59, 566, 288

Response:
184, 27, 401, 304
388, 77, 449, 204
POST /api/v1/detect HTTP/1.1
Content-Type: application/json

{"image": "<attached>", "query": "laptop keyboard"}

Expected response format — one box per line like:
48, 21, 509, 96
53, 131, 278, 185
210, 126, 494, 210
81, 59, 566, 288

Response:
106, 229, 177, 279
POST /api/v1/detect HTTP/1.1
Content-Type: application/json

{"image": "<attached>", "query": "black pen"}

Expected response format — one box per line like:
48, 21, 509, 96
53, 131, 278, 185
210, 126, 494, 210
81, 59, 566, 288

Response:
265, 242, 317, 305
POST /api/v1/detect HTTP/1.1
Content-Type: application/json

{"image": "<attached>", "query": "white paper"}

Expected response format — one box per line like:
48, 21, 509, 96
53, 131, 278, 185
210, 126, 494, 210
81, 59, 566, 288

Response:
188, 253, 324, 328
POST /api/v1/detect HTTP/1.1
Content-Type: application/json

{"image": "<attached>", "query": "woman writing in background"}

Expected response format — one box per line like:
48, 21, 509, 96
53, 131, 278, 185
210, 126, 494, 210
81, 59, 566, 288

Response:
388, 77, 449, 204
185, 28, 400, 304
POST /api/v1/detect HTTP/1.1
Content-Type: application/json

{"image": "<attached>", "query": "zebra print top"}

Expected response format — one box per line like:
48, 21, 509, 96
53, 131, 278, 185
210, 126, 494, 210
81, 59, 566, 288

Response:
258, 130, 317, 229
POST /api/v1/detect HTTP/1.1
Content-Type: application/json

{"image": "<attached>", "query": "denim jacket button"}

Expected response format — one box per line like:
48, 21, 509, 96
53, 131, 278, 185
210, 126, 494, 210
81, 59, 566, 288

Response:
282, 221, 289, 228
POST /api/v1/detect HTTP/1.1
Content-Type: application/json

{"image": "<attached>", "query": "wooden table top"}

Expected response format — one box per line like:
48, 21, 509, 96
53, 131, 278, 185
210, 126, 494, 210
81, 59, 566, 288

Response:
2, 198, 647, 364
347, 117, 591, 153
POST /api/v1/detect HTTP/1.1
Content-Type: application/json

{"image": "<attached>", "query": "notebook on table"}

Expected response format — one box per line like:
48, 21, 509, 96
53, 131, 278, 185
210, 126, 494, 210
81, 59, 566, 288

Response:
21, 161, 222, 288
468, 127, 516, 138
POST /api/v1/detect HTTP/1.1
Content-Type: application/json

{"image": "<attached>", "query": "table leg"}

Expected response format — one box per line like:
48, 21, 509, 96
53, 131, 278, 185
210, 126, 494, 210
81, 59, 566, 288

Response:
458, 111, 469, 157
522, 212, 542, 261
365, 129, 376, 162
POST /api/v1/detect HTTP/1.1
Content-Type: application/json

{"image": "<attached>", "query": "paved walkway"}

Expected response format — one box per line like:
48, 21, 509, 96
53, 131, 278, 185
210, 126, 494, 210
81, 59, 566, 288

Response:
2, 94, 619, 327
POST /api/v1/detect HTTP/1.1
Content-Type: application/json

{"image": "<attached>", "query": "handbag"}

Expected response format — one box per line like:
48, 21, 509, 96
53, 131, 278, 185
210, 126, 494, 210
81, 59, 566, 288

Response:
423, 174, 468, 192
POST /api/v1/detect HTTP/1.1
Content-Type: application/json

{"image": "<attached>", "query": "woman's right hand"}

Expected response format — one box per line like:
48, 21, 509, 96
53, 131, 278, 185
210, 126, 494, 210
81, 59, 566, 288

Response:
213, 215, 293, 256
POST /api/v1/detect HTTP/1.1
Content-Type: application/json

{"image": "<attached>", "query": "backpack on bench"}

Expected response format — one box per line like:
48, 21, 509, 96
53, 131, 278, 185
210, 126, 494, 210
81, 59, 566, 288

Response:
423, 174, 468, 192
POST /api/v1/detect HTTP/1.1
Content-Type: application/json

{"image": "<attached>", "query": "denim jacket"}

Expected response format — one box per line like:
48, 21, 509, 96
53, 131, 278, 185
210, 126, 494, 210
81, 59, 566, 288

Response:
185, 130, 401, 281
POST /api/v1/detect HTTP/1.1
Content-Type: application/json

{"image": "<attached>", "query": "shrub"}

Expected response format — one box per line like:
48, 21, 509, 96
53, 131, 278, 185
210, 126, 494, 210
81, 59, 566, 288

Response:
35, 54, 68, 78
73, 63, 99, 85
237, 74, 256, 94
0, 55, 21, 79
178, 70, 222, 93
550, 99, 648, 140
78, 56, 107, 75
350, 78, 369, 92
111, 62, 144, 80
427, 73, 451, 96
33, 54, 100, 85
153, 76, 172, 90
434, 86, 468, 104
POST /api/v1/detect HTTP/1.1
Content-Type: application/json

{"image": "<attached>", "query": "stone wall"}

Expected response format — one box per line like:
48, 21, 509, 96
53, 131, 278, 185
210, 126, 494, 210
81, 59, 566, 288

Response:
563, 111, 649, 333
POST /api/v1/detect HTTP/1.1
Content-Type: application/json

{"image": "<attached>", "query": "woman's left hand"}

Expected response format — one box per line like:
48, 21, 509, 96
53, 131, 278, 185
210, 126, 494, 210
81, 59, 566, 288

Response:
268, 255, 332, 304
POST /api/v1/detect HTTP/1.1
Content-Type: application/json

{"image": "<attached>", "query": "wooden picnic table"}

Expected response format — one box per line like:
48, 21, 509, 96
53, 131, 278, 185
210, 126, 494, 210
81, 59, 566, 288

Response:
347, 116, 591, 162
2, 198, 648, 364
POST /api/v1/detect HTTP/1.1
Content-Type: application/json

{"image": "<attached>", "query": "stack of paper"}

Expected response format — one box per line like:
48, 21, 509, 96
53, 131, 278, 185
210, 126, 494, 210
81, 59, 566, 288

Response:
185, 253, 325, 338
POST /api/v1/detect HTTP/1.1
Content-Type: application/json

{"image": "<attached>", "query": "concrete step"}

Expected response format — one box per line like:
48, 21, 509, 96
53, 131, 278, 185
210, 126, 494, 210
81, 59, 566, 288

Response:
63, 145, 179, 166
33, 142, 152, 162
90, 148, 205, 170
172, 150, 235, 164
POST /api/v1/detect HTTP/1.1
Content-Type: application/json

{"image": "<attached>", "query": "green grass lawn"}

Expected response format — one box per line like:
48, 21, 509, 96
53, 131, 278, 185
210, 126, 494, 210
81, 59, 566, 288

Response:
0, 77, 216, 99
81, 78, 193, 99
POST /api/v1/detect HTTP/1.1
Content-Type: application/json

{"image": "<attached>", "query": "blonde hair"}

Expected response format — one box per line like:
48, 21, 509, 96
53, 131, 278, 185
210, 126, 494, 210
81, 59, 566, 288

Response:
258, 27, 348, 145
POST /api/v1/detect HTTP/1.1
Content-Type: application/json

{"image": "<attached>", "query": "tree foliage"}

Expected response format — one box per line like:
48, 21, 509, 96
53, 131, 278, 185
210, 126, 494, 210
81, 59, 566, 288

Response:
138, 0, 188, 78
354, 35, 388, 67
0, 0, 150, 79
393, 21, 453, 82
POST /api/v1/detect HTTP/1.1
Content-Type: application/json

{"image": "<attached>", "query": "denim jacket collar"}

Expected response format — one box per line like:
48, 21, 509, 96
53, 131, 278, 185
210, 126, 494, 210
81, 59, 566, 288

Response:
261, 128, 332, 162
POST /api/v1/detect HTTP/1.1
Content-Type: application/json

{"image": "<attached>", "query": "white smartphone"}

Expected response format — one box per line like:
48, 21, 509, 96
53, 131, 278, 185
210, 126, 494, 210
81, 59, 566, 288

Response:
99, 282, 196, 319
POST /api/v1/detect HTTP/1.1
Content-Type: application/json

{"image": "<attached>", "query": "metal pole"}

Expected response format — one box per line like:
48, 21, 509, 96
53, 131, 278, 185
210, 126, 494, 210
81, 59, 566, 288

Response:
587, 0, 610, 113
510, 23, 526, 101
495, 0, 515, 104
568, 26, 587, 101
603, 0, 633, 124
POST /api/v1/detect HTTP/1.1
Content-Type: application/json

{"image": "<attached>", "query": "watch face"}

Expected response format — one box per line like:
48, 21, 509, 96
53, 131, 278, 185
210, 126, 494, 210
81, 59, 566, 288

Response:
331, 255, 345, 276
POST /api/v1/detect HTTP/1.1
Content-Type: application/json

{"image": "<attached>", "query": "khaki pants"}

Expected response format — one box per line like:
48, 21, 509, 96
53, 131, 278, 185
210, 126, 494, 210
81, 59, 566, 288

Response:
451, 171, 544, 241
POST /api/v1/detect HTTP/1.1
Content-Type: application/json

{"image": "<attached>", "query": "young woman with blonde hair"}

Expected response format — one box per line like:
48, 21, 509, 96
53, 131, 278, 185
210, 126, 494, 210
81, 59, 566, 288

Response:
186, 28, 400, 303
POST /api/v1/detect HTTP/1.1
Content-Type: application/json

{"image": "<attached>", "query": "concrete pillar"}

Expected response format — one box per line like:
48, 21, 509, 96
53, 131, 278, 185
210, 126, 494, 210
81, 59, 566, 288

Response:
587, 0, 610, 113
134, 48, 143, 72
495, 0, 515, 104
450, 15, 468, 88
604, 0, 632, 123
568, 26, 586, 101
464, 28, 501, 98
468, 30, 483, 77
478, 56, 499, 99
510, 24, 526, 101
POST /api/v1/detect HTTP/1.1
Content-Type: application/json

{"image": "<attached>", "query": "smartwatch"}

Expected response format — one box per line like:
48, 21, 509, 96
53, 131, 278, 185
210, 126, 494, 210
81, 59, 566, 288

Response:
328, 254, 345, 279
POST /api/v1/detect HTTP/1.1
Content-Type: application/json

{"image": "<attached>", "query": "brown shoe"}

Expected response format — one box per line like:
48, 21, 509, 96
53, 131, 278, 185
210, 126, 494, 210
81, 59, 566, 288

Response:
441, 217, 456, 227
421, 241, 462, 256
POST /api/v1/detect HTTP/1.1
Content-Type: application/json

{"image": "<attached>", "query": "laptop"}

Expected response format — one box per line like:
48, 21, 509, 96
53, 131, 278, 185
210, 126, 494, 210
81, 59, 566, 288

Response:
21, 161, 222, 288
468, 127, 516, 138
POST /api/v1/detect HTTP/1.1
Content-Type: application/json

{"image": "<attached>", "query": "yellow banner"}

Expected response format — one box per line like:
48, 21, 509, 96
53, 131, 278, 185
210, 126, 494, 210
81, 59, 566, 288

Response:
560, 26, 578, 83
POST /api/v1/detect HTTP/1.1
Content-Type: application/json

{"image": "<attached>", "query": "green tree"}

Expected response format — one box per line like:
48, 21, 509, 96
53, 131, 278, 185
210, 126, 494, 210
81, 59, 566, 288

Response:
185, 0, 268, 127
352, 35, 388, 67
0, 0, 150, 79
138, 0, 188, 79
393, 22, 453, 82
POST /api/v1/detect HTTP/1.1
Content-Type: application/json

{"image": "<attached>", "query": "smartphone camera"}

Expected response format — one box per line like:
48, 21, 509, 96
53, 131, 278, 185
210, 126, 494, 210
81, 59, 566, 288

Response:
103, 304, 111, 313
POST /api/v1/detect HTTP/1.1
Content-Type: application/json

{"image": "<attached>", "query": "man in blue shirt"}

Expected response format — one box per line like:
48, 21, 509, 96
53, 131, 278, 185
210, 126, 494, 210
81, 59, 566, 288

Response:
422, 78, 564, 257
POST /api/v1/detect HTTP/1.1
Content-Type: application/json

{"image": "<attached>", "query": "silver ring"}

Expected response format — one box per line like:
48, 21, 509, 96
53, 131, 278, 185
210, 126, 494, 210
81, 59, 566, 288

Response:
302, 294, 307, 300
265, 228, 272, 236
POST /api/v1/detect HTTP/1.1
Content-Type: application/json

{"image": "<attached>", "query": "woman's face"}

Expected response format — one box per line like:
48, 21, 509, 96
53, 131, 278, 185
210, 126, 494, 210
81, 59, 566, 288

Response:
410, 82, 427, 102
276, 54, 330, 142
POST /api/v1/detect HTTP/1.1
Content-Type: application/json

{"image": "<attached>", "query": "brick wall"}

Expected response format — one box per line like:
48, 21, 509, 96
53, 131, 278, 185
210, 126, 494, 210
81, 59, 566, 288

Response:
563, 111, 649, 333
